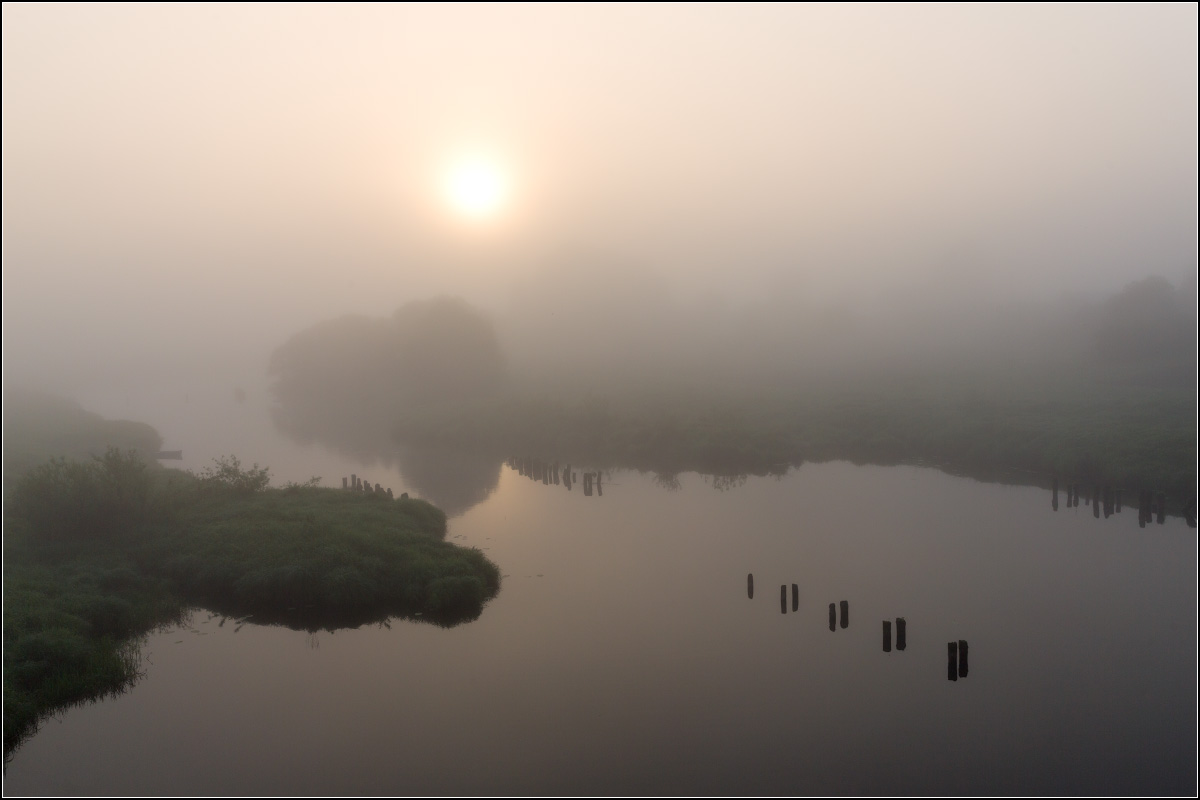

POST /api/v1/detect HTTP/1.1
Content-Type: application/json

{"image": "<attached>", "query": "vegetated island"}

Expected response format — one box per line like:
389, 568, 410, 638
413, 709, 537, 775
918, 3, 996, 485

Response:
3, 397, 500, 758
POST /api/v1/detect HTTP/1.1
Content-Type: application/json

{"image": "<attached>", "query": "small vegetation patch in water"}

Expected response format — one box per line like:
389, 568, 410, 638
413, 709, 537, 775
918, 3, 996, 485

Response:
4, 451, 501, 757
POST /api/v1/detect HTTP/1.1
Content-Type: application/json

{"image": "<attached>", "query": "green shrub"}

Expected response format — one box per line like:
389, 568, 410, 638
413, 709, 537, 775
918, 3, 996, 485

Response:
196, 456, 271, 495
6, 448, 151, 541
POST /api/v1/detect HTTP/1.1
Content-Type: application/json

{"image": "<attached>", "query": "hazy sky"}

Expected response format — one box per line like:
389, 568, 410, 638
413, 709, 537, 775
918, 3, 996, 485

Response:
3, 3, 1196, 386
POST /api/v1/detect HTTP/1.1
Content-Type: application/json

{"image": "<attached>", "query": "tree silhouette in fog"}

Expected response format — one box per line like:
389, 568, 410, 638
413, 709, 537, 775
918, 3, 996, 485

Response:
269, 297, 506, 447
1094, 276, 1194, 363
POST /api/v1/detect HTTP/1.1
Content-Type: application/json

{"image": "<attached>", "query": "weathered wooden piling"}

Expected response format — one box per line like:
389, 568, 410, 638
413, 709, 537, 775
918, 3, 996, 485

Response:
1052, 477, 1059, 511
584, 473, 593, 496
828, 603, 836, 631
896, 617, 907, 650
948, 641, 958, 681
791, 584, 798, 612
839, 600, 849, 629
780, 585, 787, 614
342, 477, 348, 490
958, 640, 969, 677
1093, 488, 1100, 518
400, 492, 409, 500
747, 573, 754, 599
883, 620, 892, 652
375, 483, 382, 494
596, 472, 603, 497
386, 488, 393, 499
1157, 492, 1166, 524
1115, 489, 1122, 512
351, 474, 357, 490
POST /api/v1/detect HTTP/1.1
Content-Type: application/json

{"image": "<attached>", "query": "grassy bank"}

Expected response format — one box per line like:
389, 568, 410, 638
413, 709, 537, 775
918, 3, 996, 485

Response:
4, 452, 501, 756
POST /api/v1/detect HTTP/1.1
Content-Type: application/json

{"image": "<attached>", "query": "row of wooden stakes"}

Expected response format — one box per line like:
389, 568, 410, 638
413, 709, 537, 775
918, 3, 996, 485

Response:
747, 573, 969, 680
341, 474, 408, 500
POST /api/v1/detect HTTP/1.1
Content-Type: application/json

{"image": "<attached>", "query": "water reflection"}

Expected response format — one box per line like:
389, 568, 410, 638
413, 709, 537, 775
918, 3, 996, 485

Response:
394, 447, 501, 517
1049, 481, 1193, 529
506, 458, 609, 502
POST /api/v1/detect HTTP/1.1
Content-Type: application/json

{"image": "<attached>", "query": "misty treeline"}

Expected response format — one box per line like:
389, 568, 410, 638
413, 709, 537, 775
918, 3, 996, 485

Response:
3, 389, 162, 477
265, 275, 1195, 502
269, 297, 506, 450
270, 274, 1194, 418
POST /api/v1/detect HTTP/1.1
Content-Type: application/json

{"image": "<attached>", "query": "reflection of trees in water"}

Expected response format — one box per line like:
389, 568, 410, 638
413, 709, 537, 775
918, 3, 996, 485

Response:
653, 472, 682, 492
269, 403, 401, 470
271, 410, 501, 518
706, 474, 748, 492
395, 446, 501, 518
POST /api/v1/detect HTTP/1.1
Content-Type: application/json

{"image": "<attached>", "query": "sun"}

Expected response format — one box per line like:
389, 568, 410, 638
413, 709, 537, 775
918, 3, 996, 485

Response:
442, 157, 509, 221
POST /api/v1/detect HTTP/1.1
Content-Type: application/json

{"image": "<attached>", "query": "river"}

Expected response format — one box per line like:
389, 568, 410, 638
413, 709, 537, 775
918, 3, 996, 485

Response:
3, 377, 1195, 794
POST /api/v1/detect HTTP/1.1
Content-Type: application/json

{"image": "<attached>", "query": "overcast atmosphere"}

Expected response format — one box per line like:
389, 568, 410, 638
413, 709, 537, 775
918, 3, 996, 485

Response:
3, 5, 1196, 796
4, 3, 1196, 388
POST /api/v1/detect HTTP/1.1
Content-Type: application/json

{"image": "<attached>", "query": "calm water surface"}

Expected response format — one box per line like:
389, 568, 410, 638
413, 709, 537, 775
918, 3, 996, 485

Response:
4, 381, 1196, 795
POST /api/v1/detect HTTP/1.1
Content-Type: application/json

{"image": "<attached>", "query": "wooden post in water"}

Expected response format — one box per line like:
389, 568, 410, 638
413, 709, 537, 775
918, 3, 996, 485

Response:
596, 472, 603, 497
780, 585, 787, 614
958, 640, 969, 677
896, 617, 907, 651
828, 603, 836, 631
883, 620, 892, 652
747, 573, 754, 599
1093, 487, 1100, 518
840, 600, 849, 629
947, 642, 958, 681
387, 488, 393, 499
1052, 477, 1059, 511
1116, 489, 1122, 513
1157, 492, 1166, 524
553, 462, 560, 485
791, 583, 799, 612
343, 477, 348, 490
375, 483, 382, 494
352, 474, 358, 491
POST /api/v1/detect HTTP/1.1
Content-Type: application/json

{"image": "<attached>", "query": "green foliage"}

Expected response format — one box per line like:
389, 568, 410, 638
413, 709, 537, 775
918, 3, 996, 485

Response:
6, 448, 153, 541
196, 455, 272, 495
3, 552, 184, 755
4, 456, 502, 756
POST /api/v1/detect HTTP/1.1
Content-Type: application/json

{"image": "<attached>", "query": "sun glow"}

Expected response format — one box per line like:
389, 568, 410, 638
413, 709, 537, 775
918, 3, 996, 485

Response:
443, 157, 510, 221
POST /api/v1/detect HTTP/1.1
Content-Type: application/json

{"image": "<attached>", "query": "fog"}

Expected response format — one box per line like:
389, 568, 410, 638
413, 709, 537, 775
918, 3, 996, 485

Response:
3, 3, 1196, 394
